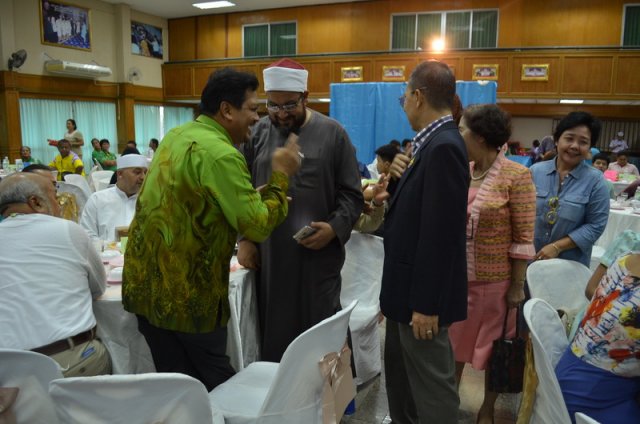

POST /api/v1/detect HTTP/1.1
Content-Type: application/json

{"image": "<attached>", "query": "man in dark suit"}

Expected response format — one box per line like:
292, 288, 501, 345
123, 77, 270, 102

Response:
380, 60, 469, 424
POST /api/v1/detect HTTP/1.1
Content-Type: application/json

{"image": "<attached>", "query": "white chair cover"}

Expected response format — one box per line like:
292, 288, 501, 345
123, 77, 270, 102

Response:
90, 170, 114, 192
523, 298, 572, 424
63, 174, 93, 199
340, 231, 383, 385
0, 348, 62, 424
526, 258, 592, 313
589, 246, 606, 272
227, 268, 260, 371
575, 412, 601, 424
56, 181, 88, 216
209, 300, 357, 424
49, 373, 220, 424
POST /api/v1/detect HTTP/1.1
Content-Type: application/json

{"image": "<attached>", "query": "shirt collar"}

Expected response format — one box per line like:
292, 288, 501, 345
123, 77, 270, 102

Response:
114, 185, 138, 200
196, 114, 233, 145
546, 158, 587, 179
412, 115, 453, 155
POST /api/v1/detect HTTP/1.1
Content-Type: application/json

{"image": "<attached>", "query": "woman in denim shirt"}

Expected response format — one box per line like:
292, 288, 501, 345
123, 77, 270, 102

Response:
530, 111, 610, 267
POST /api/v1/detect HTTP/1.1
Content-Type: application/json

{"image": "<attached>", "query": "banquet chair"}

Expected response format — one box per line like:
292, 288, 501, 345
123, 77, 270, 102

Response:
63, 174, 93, 199
57, 181, 88, 218
575, 412, 601, 424
90, 170, 114, 192
49, 373, 221, 424
209, 300, 358, 424
526, 258, 592, 314
340, 231, 383, 385
523, 298, 572, 424
0, 348, 62, 424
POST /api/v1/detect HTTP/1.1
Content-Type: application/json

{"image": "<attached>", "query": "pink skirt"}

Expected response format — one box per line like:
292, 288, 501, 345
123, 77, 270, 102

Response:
448, 280, 516, 370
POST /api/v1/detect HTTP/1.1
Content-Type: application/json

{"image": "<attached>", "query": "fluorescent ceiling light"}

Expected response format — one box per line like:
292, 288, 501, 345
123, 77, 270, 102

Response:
193, 1, 235, 10
559, 99, 584, 104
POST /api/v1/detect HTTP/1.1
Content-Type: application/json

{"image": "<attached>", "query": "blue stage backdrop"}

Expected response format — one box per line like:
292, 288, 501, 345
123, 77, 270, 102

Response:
330, 81, 497, 164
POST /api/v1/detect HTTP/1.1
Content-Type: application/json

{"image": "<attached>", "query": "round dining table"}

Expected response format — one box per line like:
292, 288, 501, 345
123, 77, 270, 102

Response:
595, 206, 640, 250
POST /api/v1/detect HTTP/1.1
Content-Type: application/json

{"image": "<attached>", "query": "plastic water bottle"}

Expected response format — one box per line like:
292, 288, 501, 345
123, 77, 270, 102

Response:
15, 159, 23, 172
2, 156, 8, 171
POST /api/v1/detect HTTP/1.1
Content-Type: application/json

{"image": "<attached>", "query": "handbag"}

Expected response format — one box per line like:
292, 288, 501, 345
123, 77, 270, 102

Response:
487, 304, 526, 393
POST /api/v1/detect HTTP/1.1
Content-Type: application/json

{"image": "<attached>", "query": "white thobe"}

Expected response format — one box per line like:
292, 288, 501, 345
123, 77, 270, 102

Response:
80, 186, 138, 241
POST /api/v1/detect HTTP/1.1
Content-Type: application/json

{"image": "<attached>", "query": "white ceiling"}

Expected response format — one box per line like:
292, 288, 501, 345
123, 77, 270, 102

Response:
101, 0, 365, 19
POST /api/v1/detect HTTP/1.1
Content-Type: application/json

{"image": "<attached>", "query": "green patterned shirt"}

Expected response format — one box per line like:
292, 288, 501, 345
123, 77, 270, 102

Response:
122, 115, 289, 333
93, 150, 117, 171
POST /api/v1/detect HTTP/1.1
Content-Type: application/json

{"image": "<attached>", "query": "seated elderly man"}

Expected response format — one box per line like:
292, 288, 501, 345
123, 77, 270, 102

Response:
0, 172, 111, 377
49, 139, 84, 181
80, 154, 148, 241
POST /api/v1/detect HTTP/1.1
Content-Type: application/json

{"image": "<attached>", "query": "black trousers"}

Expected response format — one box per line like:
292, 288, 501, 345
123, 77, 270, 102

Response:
136, 315, 236, 391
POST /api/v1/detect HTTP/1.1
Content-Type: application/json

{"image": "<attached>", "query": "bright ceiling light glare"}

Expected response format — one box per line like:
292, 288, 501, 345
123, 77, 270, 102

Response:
431, 38, 445, 53
192, 1, 235, 10
559, 99, 584, 104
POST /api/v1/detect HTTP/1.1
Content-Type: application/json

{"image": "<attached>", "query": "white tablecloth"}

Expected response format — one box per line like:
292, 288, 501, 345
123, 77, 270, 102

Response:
93, 268, 259, 374
595, 207, 640, 249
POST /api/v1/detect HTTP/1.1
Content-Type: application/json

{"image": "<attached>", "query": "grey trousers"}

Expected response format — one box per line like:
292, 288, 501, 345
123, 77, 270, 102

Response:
384, 318, 459, 424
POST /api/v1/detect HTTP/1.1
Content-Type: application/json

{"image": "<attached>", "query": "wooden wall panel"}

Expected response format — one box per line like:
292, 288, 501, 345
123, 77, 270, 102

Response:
194, 67, 221, 96
168, 18, 197, 62
372, 58, 418, 82
502, 104, 640, 120
163, 67, 194, 97
196, 15, 227, 59
562, 57, 613, 94
301, 62, 333, 95
333, 60, 373, 84
616, 57, 640, 95
510, 57, 561, 94
462, 57, 510, 93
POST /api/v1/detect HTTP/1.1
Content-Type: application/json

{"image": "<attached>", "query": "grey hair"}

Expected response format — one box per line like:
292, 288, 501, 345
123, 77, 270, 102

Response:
0, 174, 48, 214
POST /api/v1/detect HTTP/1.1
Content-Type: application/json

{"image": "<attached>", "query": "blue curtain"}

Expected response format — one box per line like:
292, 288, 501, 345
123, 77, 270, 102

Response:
134, 104, 161, 156
163, 106, 193, 136
74, 101, 117, 169
330, 81, 497, 164
19, 98, 73, 166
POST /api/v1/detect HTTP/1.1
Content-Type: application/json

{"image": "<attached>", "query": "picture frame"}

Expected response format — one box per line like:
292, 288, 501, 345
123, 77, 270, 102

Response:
382, 65, 405, 81
472, 64, 499, 81
341, 66, 363, 82
40, 0, 91, 51
521, 64, 550, 81
131, 21, 164, 59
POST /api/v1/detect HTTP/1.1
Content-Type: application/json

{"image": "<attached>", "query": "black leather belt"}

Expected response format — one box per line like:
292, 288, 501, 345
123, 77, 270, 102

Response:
32, 327, 97, 356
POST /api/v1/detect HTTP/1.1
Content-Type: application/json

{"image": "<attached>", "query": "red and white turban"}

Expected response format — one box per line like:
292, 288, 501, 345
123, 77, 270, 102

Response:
263, 58, 308, 93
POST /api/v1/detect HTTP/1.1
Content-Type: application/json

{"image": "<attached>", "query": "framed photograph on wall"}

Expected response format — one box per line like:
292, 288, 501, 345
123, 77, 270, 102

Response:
521, 64, 549, 81
131, 21, 164, 59
341, 66, 363, 82
382, 65, 405, 81
472, 64, 499, 81
40, 0, 91, 51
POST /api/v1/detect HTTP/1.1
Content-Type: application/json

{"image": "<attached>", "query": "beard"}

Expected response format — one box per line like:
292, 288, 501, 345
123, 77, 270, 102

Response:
269, 108, 306, 137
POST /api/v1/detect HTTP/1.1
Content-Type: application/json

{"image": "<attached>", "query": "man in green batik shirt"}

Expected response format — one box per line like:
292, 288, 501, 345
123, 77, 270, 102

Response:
122, 68, 301, 391
93, 139, 117, 171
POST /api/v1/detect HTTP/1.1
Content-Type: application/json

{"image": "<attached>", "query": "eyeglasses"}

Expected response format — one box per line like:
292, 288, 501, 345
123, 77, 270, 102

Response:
398, 86, 428, 107
546, 196, 559, 225
266, 96, 304, 113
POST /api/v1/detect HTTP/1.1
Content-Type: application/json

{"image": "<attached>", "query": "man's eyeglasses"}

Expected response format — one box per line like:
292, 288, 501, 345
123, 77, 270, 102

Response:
398, 86, 428, 108
266, 96, 304, 113
546, 196, 559, 225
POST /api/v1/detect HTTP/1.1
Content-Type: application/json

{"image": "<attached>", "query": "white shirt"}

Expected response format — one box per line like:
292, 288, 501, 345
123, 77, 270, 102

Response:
0, 214, 106, 350
608, 162, 640, 176
80, 185, 138, 241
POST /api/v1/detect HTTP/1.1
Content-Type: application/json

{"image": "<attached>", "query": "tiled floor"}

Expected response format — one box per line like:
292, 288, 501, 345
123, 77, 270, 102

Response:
342, 323, 520, 424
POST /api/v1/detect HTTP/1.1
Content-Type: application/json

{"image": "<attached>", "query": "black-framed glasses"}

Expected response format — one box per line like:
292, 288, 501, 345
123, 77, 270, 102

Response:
266, 96, 304, 113
546, 196, 559, 225
398, 86, 428, 107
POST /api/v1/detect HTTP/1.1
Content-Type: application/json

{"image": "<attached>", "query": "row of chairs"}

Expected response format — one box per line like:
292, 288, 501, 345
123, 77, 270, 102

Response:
0, 301, 357, 424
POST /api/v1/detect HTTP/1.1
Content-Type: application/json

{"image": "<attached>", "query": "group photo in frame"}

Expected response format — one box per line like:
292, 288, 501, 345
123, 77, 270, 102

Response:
341, 66, 363, 82
40, 0, 91, 51
131, 21, 163, 59
472, 64, 499, 81
521, 64, 550, 81
382, 65, 405, 81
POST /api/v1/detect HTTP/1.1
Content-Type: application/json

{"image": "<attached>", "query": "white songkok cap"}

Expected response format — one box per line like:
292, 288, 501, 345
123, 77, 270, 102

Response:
263, 58, 308, 93
117, 154, 148, 170
617, 131, 624, 137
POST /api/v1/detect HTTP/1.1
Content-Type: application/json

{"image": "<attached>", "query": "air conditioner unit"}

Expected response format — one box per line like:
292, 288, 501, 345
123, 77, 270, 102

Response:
44, 60, 112, 79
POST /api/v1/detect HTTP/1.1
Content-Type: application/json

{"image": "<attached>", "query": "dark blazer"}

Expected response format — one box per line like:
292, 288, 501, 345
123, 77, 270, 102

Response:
380, 120, 469, 325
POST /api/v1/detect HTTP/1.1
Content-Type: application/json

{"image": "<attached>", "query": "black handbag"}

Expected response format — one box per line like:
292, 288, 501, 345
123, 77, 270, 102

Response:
487, 305, 526, 393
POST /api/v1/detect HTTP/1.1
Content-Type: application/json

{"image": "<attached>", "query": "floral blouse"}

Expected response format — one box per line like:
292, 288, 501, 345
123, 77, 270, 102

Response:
571, 253, 640, 377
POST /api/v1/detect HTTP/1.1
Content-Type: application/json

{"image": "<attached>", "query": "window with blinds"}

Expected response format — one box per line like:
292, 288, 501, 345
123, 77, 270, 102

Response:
623, 4, 640, 46
391, 9, 498, 50
243, 22, 297, 57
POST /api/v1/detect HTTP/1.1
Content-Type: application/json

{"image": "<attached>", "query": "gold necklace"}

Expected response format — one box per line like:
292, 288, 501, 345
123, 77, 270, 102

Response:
471, 168, 490, 181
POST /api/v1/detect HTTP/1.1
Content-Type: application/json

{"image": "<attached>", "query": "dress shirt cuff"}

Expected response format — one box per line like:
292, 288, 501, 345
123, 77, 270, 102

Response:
509, 243, 536, 260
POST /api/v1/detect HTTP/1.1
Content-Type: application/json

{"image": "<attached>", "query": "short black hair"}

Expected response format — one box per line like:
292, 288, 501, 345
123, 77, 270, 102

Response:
126, 140, 137, 147
22, 164, 52, 173
592, 153, 610, 164
100, 138, 110, 146
401, 139, 412, 147
375, 144, 399, 163
408, 60, 456, 111
121, 146, 140, 155
553, 111, 601, 147
462, 104, 512, 149
200, 67, 259, 116
57, 139, 71, 147
532, 139, 540, 147
616, 150, 630, 158
150, 138, 159, 146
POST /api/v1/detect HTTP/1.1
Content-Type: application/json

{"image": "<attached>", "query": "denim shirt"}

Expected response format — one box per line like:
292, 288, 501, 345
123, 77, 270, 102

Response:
531, 159, 610, 267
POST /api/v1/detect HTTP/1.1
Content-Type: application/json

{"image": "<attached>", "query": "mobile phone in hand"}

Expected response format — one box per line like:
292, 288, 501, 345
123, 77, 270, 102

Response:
293, 225, 317, 241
